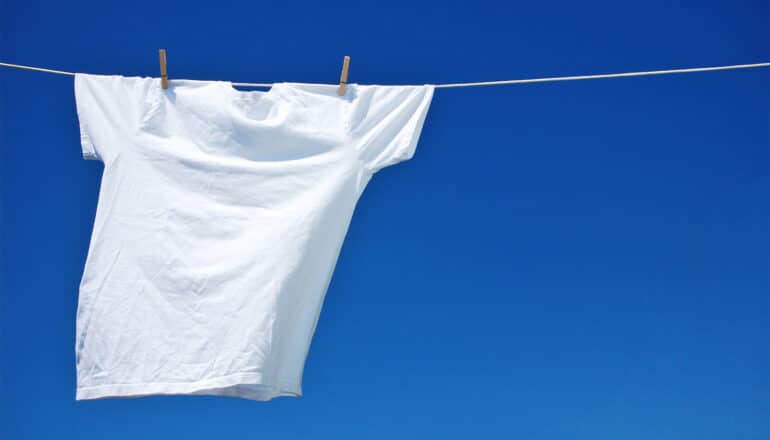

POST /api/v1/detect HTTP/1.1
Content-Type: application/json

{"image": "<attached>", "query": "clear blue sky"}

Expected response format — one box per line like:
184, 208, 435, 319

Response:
1, 1, 768, 438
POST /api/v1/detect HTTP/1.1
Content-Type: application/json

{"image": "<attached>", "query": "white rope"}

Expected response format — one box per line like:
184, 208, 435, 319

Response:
432, 62, 770, 88
1, 60, 768, 89
0, 62, 76, 76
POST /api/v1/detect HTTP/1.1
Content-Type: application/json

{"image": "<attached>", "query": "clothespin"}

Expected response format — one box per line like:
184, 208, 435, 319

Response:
159, 49, 168, 90
337, 55, 350, 96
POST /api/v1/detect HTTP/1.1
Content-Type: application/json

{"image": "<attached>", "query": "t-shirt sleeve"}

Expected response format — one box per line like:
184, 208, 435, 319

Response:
348, 84, 435, 173
74, 73, 156, 163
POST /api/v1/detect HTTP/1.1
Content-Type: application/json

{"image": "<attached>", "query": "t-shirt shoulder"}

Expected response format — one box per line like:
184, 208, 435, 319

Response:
73, 73, 158, 163
276, 83, 435, 174
343, 83, 435, 173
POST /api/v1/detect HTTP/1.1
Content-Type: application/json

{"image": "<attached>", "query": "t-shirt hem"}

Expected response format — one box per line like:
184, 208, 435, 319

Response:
76, 373, 302, 402
79, 131, 98, 160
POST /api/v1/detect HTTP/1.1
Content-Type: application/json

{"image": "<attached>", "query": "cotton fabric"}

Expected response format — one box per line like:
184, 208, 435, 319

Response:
73, 73, 434, 401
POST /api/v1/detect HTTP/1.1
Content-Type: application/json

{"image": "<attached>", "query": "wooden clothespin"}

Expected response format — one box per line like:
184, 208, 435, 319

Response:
159, 49, 168, 90
337, 55, 350, 96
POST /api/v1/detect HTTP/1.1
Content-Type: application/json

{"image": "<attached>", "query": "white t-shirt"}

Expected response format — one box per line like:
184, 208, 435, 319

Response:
73, 73, 434, 401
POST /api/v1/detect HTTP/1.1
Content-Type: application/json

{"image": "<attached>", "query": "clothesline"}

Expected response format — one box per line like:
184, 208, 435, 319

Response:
1, 60, 768, 89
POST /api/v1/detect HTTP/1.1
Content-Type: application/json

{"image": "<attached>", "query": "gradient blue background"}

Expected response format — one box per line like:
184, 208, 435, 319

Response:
1, 1, 768, 438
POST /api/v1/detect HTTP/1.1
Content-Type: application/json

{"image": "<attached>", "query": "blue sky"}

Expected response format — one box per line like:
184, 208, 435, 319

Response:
1, 1, 768, 439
